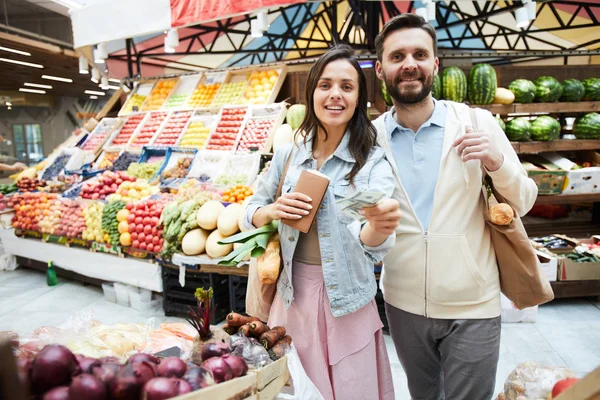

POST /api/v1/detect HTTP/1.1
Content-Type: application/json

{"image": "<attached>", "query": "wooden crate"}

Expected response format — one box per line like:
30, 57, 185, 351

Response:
161, 73, 203, 111
118, 81, 156, 116
235, 103, 288, 154
174, 373, 256, 400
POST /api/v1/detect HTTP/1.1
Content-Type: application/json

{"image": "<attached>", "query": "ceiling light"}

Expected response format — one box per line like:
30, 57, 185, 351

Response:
91, 68, 100, 83
85, 90, 105, 96
426, 1, 436, 22
257, 11, 269, 31
415, 7, 428, 20
19, 88, 46, 94
79, 55, 88, 74
106, 85, 120, 90
0, 46, 31, 56
100, 76, 109, 90
526, 1, 537, 20
515, 6, 529, 28
90, 95, 98, 99
51, 0, 84, 8
7, 106, 11, 110
42, 75, 72, 82
108, 78, 121, 83
94, 42, 108, 63
24, 83, 53, 89
251, 19, 263, 38
5, 102, 11, 106
0, 58, 43, 68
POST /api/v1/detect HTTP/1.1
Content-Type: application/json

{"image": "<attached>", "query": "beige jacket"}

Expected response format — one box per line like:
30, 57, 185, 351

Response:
372, 101, 538, 319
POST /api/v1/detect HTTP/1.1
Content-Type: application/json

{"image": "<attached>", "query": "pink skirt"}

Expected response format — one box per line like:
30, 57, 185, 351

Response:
268, 261, 395, 400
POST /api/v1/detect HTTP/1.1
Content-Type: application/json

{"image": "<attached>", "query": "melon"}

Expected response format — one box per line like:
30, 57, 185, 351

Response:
286, 104, 306, 130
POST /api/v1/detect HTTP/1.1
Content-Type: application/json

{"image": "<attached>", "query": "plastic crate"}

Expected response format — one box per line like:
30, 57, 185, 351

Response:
161, 265, 229, 322
228, 275, 248, 314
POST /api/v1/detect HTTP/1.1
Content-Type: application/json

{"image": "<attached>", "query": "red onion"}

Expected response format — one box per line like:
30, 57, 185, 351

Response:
183, 367, 214, 390
92, 362, 121, 388
142, 377, 192, 400
16, 356, 31, 387
78, 357, 102, 374
221, 354, 248, 378
69, 373, 107, 400
127, 353, 160, 366
42, 386, 70, 400
99, 356, 120, 363
201, 357, 233, 383
200, 342, 230, 362
30, 344, 81, 394
157, 357, 187, 378
111, 361, 156, 400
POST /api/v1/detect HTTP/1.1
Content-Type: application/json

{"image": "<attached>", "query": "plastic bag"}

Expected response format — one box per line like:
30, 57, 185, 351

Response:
276, 345, 324, 400
496, 361, 577, 400
230, 333, 271, 368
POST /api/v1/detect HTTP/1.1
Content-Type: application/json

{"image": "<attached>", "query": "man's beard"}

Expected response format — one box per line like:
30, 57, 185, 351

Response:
384, 72, 433, 104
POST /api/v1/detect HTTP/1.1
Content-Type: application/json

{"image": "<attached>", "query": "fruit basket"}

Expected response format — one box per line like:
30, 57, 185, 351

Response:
186, 71, 227, 109
129, 111, 170, 150
141, 78, 179, 111
177, 109, 220, 150
151, 110, 193, 147
235, 103, 287, 154
118, 81, 155, 116
80, 118, 124, 155
162, 73, 202, 110
104, 113, 147, 151
204, 106, 248, 152
109, 150, 143, 172
159, 148, 197, 182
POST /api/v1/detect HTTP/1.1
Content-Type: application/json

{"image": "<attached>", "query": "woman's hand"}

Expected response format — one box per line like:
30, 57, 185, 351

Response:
267, 192, 313, 221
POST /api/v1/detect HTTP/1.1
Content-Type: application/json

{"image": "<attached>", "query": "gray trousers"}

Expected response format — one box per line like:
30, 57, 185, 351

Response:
385, 302, 501, 400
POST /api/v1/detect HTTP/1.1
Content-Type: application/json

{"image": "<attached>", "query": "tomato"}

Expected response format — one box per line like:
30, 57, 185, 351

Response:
144, 225, 152, 235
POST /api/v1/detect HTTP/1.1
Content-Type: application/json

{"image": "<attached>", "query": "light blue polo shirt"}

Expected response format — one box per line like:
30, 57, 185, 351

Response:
385, 99, 447, 231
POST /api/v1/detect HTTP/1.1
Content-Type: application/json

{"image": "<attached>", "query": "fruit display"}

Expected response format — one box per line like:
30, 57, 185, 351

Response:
205, 107, 247, 151
560, 79, 585, 102
42, 154, 71, 181
505, 117, 532, 141
187, 82, 220, 108
0, 182, 17, 195
111, 151, 140, 171
80, 170, 135, 200
152, 111, 192, 147
141, 79, 177, 111
17, 177, 45, 192
107, 114, 145, 147
120, 199, 165, 252
534, 76, 563, 103
82, 201, 105, 242
285, 104, 306, 130
530, 116, 561, 141
120, 93, 147, 114
179, 119, 213, 149
431, 74, 441, 100
468, 63, 497, 105
221, 184, 253, 204
508, 79, 537, 103
493, 88, 515, 105
442, 66, 467, 103
102, 200, 127, 245
127, 161, 162, 180
11, 192, 57, 231
161, 157, 193, 180
40, 175, 79, 194
214, 174, 248, 187
241, 69, 280, 104
82, 119, 121, 153
582, 77, 600, 101
52, 200, 86, 238
236, 118, 275, 153
211, 81, 246, 107
573, 112, 600, 139
163, 75, 200, 109
130, 112, 169, 149
95, 151, 120, 169
107, 179, 158, 202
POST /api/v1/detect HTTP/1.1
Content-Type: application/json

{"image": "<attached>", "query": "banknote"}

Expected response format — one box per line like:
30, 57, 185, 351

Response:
336, 191, 385, 222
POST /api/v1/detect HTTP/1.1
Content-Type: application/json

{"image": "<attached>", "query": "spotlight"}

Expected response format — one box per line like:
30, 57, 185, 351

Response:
78, 55, 88, 74
164, 29, 179, 53
515, 6, 529, 28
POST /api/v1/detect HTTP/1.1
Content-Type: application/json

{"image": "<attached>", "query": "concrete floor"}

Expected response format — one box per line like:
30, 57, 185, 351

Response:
1, 268, 599, 399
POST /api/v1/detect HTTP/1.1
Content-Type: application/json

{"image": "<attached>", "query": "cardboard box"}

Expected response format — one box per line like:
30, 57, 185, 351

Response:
539, 152, 600, 195
501, 293, 538, 323
522, 156, 566, 195
557, 235, 600, 281
537, 250, 558, 282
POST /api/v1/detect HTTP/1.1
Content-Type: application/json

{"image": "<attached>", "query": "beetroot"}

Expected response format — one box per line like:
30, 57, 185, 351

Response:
183, 367, 214, 390
200, 342, 230, 362
201, 357, 233, 383
221, 354, 248, 378
142, 377, 192, 400
30, 344, 81, 394
43, 386, 70, 400
111, 361, 156, 400
157, 357, 187, 378
69, 373, 107, 400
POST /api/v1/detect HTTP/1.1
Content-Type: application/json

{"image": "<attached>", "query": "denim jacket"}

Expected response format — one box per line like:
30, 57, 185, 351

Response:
244, 132, 396, 317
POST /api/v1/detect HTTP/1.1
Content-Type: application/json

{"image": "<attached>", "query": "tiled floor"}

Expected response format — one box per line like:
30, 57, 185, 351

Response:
1, 267, 599, 399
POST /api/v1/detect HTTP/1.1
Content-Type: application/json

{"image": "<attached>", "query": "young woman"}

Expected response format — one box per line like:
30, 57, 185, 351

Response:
244, 45, 400, 400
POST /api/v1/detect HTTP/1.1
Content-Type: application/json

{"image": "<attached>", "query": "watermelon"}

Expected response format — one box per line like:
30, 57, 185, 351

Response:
442, 67, 467, 102
508, 79, 536, 103
560, 79, 585, 102
582, 78, 600, 101
531, 116, 561, 141
572, 112, 600, 139
505, 117, 532, 141
495, 115, 505, 132
533, 76, 563, 102
381, 80, 393, 106
432, 74, 442, 100
468, 63, 497, 105
286, 104, 306, 130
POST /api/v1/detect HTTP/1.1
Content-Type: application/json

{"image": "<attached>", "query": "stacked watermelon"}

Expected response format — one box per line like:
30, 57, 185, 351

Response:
505, 117, 532, 141
533, 77, 563, 102
495, 115, 506, 132
582, 78, 600, 101
560, 79, 585, 102
432, 74, 442, 100
531, 116, 561, 141
468, 64, 497, 105
508, 79, 536, 103
573, 113, 600, 139
442, 67, 467, 103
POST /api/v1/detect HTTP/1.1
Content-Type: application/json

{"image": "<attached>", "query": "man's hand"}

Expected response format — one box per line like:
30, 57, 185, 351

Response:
453, 127, 503, 172
361, 198, 401, 236
11, 162, 27, 171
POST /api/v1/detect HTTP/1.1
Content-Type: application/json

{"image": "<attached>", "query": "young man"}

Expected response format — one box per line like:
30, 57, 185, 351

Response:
371, 14, 538, 400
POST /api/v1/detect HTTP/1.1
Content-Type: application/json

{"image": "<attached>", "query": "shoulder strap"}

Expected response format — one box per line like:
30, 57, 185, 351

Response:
276, 148, 294, 199
469, 107, 479, 131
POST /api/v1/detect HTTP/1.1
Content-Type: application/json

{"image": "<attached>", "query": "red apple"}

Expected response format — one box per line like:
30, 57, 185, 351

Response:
552, 378, 579, 398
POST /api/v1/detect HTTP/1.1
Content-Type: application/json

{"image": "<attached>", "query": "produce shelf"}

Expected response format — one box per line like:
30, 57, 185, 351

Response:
535, 193, 600, 205
550, 280, 600, 298
473, 101, 600, 115
512, 139, 600, 154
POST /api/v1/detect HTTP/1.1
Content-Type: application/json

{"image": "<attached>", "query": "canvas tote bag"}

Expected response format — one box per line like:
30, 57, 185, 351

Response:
245, 149, 294, 321
470, 108, 554, 309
